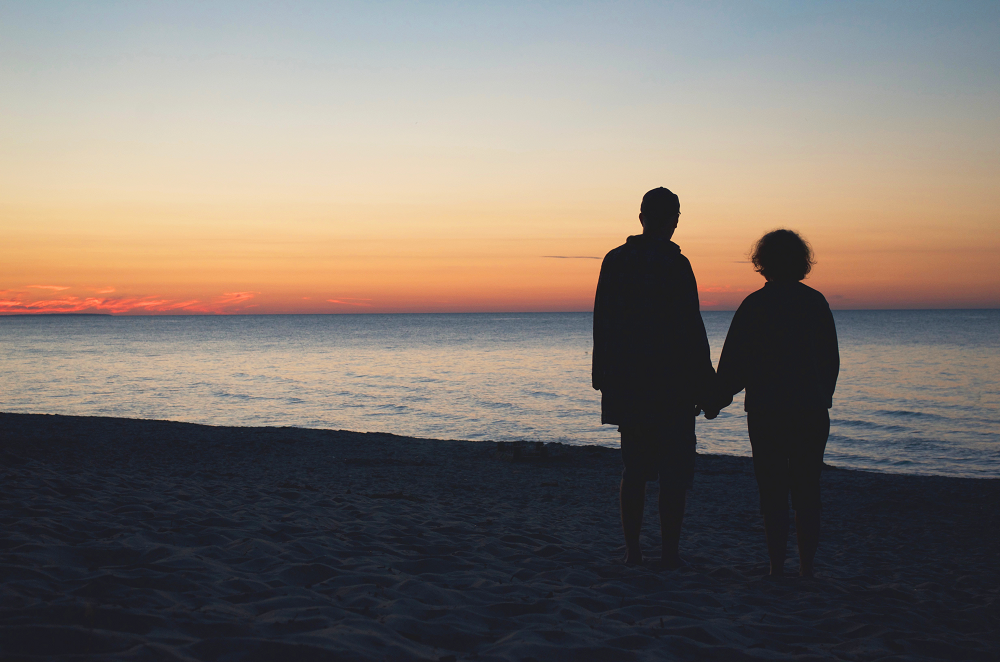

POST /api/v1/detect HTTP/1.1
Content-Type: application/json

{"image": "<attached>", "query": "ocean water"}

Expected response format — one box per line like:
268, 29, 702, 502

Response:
1, 311, 998, 478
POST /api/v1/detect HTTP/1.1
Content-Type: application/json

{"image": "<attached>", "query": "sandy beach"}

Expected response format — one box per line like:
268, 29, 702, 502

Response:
1, 412, 997, 661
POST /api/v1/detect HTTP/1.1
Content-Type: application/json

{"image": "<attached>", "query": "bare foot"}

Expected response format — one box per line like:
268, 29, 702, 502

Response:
623, 551, 643, 566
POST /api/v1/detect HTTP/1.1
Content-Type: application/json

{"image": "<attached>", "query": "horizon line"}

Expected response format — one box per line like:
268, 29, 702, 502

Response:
3, 307, 999, 318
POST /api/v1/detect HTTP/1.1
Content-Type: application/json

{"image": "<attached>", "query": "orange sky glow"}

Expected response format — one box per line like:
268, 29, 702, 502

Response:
2, 3, 998, 314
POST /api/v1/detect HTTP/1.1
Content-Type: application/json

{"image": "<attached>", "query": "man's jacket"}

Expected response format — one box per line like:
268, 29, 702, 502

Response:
592, 234, 715, 425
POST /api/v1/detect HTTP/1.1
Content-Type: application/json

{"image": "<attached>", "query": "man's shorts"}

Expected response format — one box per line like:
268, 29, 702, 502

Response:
619, 414, 696, 489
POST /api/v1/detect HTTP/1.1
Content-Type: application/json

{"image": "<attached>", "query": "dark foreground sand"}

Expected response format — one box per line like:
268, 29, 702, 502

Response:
1, 413, 998, 661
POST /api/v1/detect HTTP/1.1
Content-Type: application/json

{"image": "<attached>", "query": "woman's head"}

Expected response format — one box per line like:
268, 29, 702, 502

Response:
750, 229, 814, 281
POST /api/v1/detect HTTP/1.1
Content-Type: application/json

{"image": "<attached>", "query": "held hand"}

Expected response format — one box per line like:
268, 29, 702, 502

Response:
696, 402, 721, 419
694, 405, 721, 419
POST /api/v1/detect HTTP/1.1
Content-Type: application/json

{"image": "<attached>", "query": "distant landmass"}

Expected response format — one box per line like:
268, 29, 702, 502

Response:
6, 313, 113, 317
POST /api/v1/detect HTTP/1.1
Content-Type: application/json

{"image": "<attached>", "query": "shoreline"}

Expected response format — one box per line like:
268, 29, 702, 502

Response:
2, 412, 997, 660
5, 411, 996, 482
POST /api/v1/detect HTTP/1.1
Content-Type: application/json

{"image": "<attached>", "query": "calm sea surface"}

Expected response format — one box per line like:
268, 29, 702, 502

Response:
2, 311, 998, 478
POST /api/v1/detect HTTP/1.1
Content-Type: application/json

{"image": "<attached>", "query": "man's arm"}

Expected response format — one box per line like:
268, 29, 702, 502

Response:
675, 258, 716, 410
592, 258, 610, 391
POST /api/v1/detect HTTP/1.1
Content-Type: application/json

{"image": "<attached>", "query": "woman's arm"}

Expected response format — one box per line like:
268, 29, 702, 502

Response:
715, 301, 751, 408
818, 303, 840, 406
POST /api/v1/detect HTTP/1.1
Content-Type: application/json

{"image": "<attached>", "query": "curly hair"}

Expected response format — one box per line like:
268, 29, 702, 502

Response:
750, 229, 815, 281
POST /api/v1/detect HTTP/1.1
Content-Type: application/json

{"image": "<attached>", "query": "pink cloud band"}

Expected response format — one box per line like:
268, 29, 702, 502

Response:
0, 291, 258, 315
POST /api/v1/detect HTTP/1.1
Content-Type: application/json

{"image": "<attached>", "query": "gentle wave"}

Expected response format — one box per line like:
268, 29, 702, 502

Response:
1, 311, 998, 478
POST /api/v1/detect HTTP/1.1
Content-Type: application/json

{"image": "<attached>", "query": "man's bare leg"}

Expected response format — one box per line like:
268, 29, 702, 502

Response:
762, 509, 790, 576
620, 478, 646, 565
658, 485, 687, 568
795, 508, 820, 577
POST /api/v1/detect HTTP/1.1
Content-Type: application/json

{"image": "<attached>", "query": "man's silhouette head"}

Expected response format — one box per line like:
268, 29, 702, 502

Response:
639, 187, 680, 239
751, 229, 815, 281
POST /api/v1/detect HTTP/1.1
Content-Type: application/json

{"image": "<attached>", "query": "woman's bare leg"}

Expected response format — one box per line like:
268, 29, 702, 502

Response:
762, 509, 790, 576
795, 508, 820, 577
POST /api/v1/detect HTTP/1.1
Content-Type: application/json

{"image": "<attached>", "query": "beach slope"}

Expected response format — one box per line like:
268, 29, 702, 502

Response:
1, 413, 997, 660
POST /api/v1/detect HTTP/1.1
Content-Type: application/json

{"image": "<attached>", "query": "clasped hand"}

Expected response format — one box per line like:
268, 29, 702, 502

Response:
695, 405, 721, 420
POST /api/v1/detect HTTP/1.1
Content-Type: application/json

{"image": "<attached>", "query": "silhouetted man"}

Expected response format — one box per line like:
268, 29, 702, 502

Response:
592, 187, 716, 568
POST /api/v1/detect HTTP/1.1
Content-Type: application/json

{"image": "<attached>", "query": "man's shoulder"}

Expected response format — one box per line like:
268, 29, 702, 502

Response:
602, 242, 629, 261
603, 236, 683, 263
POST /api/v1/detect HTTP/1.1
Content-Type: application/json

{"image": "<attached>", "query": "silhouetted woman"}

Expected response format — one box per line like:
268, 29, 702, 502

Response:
716, 229, 839, 577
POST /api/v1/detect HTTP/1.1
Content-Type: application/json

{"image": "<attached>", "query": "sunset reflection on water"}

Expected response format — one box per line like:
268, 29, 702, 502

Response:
1, 311, 997, 478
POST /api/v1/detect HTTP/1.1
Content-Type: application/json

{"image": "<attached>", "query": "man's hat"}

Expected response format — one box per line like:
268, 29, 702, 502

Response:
641, 187, 680, 216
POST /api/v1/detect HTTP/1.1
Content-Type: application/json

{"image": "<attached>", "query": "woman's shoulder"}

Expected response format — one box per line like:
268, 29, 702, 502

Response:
736, 281, 831, 316
794, 282, 832, 308
735, 285, 769, 309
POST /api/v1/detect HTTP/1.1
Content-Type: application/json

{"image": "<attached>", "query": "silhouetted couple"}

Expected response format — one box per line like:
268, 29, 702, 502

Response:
592, 187, 839, 577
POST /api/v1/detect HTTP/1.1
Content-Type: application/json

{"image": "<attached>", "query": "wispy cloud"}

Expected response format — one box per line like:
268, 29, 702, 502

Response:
700, 286, 751, 293
216, 291, 257, 306
27, 285, 70, 291
0, 290, 260, 315
0, 296, 170, 314
542, 255, 602, 260
95, 287, 115, 294
327, 298, 373, 307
